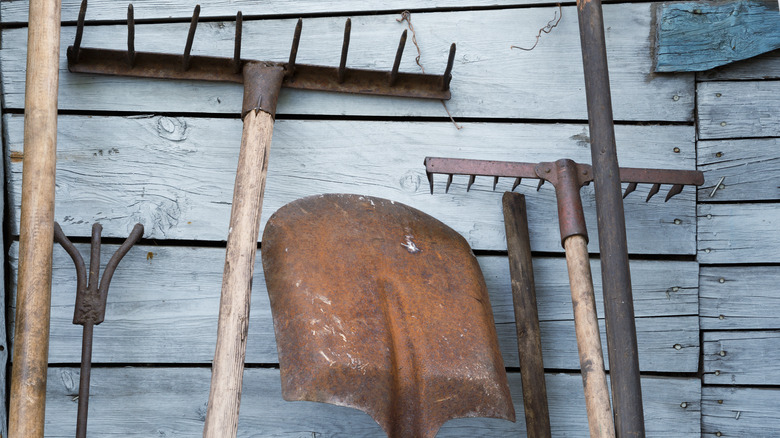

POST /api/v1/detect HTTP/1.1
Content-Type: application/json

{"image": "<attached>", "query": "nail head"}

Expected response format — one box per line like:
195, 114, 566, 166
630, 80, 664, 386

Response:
674, 218, 682, 225
674, 344, 682, 350
672, 286, 679, 292
719, 314, 725, 320
716, 152, 723, 157
673, 95, 680, 101
719, 278, 725, 283
673, 147, 680, 153
719, 350, 727, 356
680, 402, 688, 408
715, 370, 721, 376
705, 248, 711, 253
720, 121, 727, 127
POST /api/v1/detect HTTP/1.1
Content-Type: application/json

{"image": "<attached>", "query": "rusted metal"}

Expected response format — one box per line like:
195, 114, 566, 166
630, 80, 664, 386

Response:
338, 18, 351, 84
127, 5, 135, 67
53, 222, 144, 438
262, 194, 515, 437
233, 12, 242, 74
241, 63, 285, 118
182, 5, 200, 71
390, 30, 408, 86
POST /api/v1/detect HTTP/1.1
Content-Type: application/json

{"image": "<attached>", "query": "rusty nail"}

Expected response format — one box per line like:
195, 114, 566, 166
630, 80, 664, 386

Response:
718, 399, 723, 404
716, 93, 722, 97
182, 5, 201, 71
709, 176, 726, 197
287, 18, 303, 78
233, 12, 242, 74
390, 30, 408, 86
127, 4, 135, 67
673, 147, 680, 153
716, 152, 723, 157
338, 18, 352, 84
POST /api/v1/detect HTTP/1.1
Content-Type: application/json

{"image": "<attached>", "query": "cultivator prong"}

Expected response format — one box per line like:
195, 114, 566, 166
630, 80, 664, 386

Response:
127, 5, 135, 67
287, 18, 302, 78
233, 12, 242, 74
424, 157, 703, 202
338, 18, 351, 83
182, 5, 200, 71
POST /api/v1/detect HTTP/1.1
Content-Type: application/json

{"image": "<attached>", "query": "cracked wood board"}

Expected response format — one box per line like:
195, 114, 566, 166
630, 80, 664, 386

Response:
697, 138, 780, 202
700, 266, 780, 330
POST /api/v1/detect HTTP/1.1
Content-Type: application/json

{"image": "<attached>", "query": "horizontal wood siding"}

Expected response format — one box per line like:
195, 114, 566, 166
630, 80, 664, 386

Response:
5, 114, 698, 253
703, 331, 780, 385
1, 4, 694, 121
697, 138, 780, 201
700, 266, 780, 330
698, 49, 780, 81
42, 367, 700, 437
702, 386, 780, 436
698, 81, 780, 139
697, 203, 780, 264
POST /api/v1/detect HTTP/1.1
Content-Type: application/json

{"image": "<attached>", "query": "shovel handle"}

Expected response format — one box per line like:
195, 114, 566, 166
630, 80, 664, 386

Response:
564, 235, 616, 438
203, 109, 275, 437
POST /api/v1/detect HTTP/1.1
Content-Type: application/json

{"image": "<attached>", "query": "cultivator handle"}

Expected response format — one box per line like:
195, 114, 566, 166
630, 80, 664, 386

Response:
424, 157, 704, 202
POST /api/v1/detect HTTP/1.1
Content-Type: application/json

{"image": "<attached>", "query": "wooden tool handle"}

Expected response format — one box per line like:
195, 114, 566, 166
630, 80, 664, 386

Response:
502, 192, 551, 438
203, 110, 274, 437
9, 0, 62, 436
563, 235, 616, 438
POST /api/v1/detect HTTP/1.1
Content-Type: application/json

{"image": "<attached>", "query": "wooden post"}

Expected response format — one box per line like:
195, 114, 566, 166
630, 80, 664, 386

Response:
9, 0, 62, 436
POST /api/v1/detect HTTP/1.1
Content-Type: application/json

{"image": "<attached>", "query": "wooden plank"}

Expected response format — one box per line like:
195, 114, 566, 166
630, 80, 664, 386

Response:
4, 114, 698, 254
697, 203, 780, 264
8, 243, 698, 372
698, 81, 780, 139
703, 330, 780, 385
0, 109, 7, 438
700, 266, 780, 330
0, 4, 695, 121
703, 386, 780, 437
43, 367, 700, 437
655, 1, 780, 73
697, 138, 780, 202
698, 49, 780, 80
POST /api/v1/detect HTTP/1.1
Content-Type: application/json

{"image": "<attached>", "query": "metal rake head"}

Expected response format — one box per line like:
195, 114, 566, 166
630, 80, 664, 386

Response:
424, 157, 704, 202
68, 0, 456, 100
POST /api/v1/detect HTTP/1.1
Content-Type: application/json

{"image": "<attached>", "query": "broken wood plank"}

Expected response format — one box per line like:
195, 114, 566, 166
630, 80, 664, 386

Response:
700, 266, 780, 330
698, 81, 780, 139
655, 0, 780, 72
8, 243, 699, 372
1, 4, 695, 121
698, 49, 780, 81
43, 367, 700, 436
698, 203, 780, 264
697, 138, 780, 202
703, 331, 780, 385
703, 386, 780, 437
4, 114, 698, 254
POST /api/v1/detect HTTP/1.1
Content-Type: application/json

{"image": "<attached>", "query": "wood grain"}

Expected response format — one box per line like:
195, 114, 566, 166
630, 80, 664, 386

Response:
703, 331, 780, 385
0, 4, 695, 121
698, 81, 780, 139
4, 114, 698, 254
698, 49, 780, 81
697, 138, 780, 202
702, 386, 780, 437
700, 266, 780, 330
698, 203, 780, 264
42, 367, 701, 437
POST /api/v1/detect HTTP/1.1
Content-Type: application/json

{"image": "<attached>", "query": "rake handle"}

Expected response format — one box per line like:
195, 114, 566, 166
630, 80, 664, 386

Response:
564, 235, 616, 438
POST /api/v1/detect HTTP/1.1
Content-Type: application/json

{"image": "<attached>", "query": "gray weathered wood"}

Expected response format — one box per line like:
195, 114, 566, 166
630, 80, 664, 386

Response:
700, 266, 780, 330
698, 203, 780, 264
698, 81, 780, 139
8, 243, 699, 372
0, 107, 7, 438
1, 4, 695, 121
655, 1, 780, 73
703, 331, 780, 385
4, 114, 698, 254
43, 367, 700, 437
697, 138, 780, 201
702, 386, 780, 437
698, 49, 780, 81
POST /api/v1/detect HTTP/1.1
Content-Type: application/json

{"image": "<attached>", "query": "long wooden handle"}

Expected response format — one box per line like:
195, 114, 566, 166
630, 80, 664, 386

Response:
502, 192, 551, 438
563, 235, 616, 438
9, 0, 62, 436
203, 110, 274, 437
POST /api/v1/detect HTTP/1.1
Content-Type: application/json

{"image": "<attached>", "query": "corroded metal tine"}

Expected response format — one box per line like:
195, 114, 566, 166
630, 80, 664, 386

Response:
426, 171, 434, 194
467, 174, 476, 192
233, 11, 242, 73
623, 182, 637, 199
646, 183, 661, 202
441, 43, 456, 91
493, 176, 499, 191
338, 18, 352, 84
536, 179, 545, 191
287, 18, 303, 77
512, 177, 522, 191
182, 4, 201, 71
446, 174, 453, 193
71, 0, 88, 62
665, 184, 684, 202
53, 222, 87, 297
390, 30, 408, 86
127, 4, 135, 67
98, 223, 144, 297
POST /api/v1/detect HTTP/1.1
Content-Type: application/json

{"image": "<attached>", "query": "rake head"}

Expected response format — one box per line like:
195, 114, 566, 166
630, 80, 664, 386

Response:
424, 157, 704, 202
67, 0, 456, 100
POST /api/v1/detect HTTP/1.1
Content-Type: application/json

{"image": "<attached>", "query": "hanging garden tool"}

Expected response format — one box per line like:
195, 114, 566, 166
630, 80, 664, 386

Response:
424, 156, 703, 437
261, 194, 515, 437
67, 3, 456, 436
53, 222, 144, 438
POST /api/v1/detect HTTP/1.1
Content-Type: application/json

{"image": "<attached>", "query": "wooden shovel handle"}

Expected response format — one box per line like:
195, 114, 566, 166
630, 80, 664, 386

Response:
564, 235, 616, 438
203, 110, 274, 437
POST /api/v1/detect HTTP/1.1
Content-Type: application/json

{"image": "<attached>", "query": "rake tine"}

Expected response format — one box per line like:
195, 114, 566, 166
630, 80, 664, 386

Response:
127, 4, 135, 67
493, 176, 499, 191
232, 11, 242, 73
441, 43, 456, 91
71, 0, 88, 62
665, 184, 684, 202
182, 4, 201, 71
446, 174, 453, 193
338, 18, 352, 84
646, 183, 661, 202
467, 174, 476, 192
512, 177, 522, 191
536, 179, 545, 191
389, 30, 408, 86
623, 182, 637, 199
287, 18, 303, 78
426, 171, 434, 195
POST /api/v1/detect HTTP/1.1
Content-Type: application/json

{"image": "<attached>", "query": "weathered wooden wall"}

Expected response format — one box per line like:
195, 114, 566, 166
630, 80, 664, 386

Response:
696, 49, 780, 435
1, 0, 707, 435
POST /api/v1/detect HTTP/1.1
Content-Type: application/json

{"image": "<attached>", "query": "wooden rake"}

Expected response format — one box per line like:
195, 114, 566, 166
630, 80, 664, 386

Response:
66, 2, 456, 436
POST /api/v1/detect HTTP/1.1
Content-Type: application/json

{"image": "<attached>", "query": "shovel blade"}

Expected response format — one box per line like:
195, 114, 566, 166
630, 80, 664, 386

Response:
262, 194, 515, 437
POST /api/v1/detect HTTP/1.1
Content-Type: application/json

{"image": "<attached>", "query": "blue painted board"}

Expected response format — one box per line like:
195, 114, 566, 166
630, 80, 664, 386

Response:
656, 0, 780, 72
